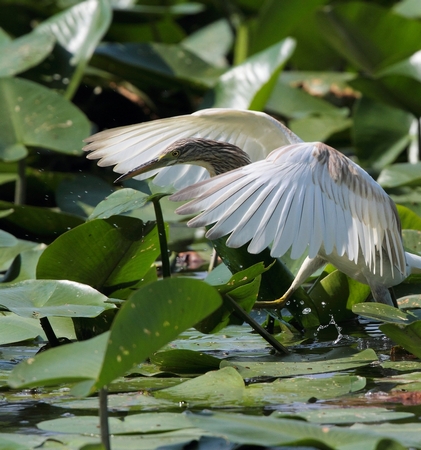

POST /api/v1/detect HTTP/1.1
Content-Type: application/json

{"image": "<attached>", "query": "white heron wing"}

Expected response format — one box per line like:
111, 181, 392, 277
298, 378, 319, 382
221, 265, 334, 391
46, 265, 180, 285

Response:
83, 108, 302, 189
173, 142, 405, 276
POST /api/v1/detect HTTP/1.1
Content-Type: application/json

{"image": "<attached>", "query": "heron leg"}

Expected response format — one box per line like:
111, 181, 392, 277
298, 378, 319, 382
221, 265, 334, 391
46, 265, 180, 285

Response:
254, 256, 326, 309
369, 283, 398, 308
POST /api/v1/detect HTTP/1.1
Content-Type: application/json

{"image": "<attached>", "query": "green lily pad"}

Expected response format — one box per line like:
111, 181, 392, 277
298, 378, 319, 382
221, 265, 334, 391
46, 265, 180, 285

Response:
88, 188, 149, 220
38, 412, 194, 435
316, 2, 421, 74
0, 77, 90, 161
28, 0, 112, 96
188, 411, 397, 449
309, 270, 371, 324
56, 174, 114, 218
154, 366, 245, 405
380, 320, 421, 359
353, 303, 419, 324
36, 216, 159, 298
206, 38, 296, 110
150, 349, 221, 374
9, 278, 223, 393
398, 204, 421, 230
0, 230, 38, 271
353, 97, 412, 171
378, 162, 421, 188
92, 42, 224, 92
0, 279, 113, 319
274, 407, 413, 424
351, 423, 421, 449
221, 348, 378, 379
94, 278, 223, 391
0, 29, 55, 77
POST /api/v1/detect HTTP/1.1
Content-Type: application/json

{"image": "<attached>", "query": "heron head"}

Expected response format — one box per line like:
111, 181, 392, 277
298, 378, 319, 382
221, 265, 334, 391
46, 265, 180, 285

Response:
114, 137, 251, 183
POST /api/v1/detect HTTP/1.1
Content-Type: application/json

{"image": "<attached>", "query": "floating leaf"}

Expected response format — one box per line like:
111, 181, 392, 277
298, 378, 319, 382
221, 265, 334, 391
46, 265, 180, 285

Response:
221, 348, 378, 379
188, 411, 396, 449
0, 279, 113, 319
150, 349, 221, 374
10, 278, 221, 392
154, 366, 245, 405
38, 412, 194, 435
275, 407, 413, 424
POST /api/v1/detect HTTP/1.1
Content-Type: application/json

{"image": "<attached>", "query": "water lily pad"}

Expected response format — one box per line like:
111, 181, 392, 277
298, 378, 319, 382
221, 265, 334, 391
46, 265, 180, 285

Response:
36, 216, 159, 298
0, 77, 90, 161
351, 423, 421, 448
0, 279, 113, 319
38, 412, 194, 435
222, 348, 377, 378
243, 374, 366, 406
380, 320, 421, 359
88, 188, 149, 220
0, 29, 55, 77
274, 407, 413, 424
154, 366, 245, 406
150, 349, 221, 374
188, 411, 397, 449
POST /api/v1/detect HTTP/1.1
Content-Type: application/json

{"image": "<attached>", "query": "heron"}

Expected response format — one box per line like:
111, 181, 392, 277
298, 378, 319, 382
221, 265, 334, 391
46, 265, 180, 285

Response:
83, 108, 421, 309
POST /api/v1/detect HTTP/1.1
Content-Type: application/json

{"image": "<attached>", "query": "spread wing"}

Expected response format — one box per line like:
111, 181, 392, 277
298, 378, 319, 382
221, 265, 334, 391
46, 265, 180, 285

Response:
172, 142, 405, 276
83, 108, 302, 189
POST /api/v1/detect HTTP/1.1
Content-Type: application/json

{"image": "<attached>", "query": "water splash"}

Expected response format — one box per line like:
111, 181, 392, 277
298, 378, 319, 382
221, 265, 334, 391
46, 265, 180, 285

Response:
315, 314, 352, 344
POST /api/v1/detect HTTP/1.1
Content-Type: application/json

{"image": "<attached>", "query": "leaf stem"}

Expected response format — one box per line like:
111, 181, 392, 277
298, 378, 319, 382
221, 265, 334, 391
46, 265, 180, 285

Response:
40, 318, 60, 347
152, 196, 171, 278
14, 159, 26, 205
99, 387, 111, 450
224, 294, 289, 354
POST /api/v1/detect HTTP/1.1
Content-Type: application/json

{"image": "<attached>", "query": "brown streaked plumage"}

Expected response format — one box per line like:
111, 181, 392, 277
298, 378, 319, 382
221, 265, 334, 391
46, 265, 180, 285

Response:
114, 138, 251, 182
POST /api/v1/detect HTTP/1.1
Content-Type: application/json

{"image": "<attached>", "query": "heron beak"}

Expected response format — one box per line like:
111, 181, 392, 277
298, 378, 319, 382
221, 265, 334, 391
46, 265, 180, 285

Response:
114, 155, 166, 183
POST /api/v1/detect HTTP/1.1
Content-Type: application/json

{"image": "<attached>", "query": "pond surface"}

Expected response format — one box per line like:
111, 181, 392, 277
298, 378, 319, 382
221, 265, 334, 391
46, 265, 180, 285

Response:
2, 315, 421, 449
